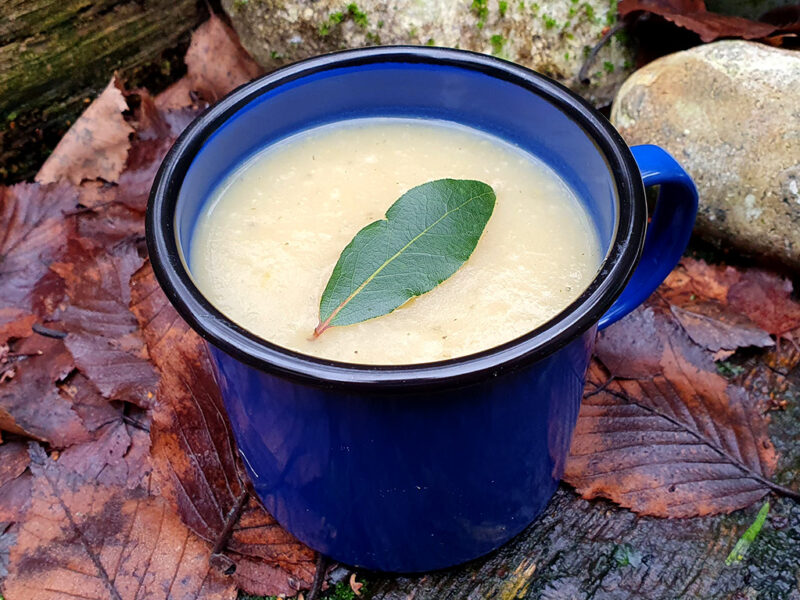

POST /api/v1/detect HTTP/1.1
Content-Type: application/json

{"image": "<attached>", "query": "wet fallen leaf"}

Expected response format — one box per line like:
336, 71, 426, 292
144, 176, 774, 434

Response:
36, 78, 134, 186
0, 442, 32, 524
727, 270, 800, 337
670, 301, 773, 353
0, 309, 35, 345
0, 442, 29, 490
130, 264, 315, 596
0, 335, 90, 448
51, 238, 156, 407
2, 444, 236, 600
662, 258, 800, 339
565, 305, 786, 517
619, 0, 779, 43
0, 183, 77, 317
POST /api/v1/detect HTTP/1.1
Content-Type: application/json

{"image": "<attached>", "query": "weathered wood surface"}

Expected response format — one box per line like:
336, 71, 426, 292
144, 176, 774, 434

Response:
365, 351, 800, 600
0, 0, 206, 183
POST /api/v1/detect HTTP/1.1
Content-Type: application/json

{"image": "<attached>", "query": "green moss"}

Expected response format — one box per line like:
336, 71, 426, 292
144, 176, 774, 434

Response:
607, 0, 618, 24
425, 37, 436, 46
542, 14, 557, 28
347, 3, 368, 28
498, 0, 508, 16
490, 34, 506, 55
717, 361, 746, 377
518, 0, 525, 9
564, 51, 570, 60
471, 0, 489, 27
603, 60, 614, 73
583, 2, 598, 23
270, 50, 283, 59
318, 6, 366, 37
530, 2, 540, 15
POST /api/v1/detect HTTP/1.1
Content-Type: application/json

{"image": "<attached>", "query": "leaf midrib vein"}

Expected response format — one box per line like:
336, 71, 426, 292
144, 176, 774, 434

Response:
318, 191, 491, 332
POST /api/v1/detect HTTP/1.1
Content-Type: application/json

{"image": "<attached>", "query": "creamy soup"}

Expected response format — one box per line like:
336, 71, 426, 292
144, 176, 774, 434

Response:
190, 118, 602, 365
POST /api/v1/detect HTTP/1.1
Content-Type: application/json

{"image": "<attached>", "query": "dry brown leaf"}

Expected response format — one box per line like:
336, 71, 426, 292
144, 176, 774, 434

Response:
0, 183, 77, 318
619, 0, 779, 43
670, 301, 774, 353
130, 264, 315, 596
3, 443, 236, 600
565, 305, 787, 517
36, 78, 134, 185
157, 14, 262, 110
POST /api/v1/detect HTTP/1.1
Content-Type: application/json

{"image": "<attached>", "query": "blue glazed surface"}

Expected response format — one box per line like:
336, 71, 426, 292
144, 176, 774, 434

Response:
147, 48, 697, 572
211, 330, 593, 572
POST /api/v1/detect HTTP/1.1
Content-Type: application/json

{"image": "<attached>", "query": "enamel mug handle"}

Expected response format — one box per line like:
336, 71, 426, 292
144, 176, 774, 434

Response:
598, 144, 698, 329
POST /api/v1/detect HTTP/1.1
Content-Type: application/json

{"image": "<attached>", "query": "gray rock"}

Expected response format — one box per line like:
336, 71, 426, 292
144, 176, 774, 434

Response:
222, 0, 634, 106
611, 41, 800, 269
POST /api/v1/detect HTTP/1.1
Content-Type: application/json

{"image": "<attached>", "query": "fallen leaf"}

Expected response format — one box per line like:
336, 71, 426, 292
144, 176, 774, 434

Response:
56, 419, 151, 490
565, 305, 784, 517
157, 15, 262, 109
2, 444, 236, 600
350, 573, 364, 596
727, 270, 800, 337
58, 371, 124, 434
0, 335, 91, 448
115, 91, 202, 213
0, 442, 32, 525
130, 264, 315, 596
661, 258, 741, 305
619, 0, 778, 43
0, 442, 29, 490
0, 309, 35, 345
0, 183, 77, 318
670, 301, 774, 353
51, 239, 157, 407
36, 77, 134, 186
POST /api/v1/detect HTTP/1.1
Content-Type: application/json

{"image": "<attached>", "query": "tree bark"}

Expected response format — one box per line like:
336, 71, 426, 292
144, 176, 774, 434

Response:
0, 0, 207, 183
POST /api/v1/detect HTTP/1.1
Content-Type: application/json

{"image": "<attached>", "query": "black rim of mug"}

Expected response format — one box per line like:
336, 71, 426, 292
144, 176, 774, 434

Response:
146, 46, 647, 391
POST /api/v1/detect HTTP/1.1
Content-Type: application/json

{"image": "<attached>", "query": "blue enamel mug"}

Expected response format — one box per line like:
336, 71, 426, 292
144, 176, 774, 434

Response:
147, 47, 697, 572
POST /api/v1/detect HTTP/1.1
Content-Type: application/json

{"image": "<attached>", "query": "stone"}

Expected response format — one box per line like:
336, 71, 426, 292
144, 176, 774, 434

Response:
221, 0, 634, 106
611, 41, 800, 270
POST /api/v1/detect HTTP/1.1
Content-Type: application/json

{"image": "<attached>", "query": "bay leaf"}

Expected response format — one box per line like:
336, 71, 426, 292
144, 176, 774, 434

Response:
315, 178, 495, 336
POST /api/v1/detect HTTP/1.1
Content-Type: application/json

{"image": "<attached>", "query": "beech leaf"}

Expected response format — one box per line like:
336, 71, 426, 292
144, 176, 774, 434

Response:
3, 442, 235, 600
565, 306, 784, 517
130, 264, 315, 597
315, 179, 495, 336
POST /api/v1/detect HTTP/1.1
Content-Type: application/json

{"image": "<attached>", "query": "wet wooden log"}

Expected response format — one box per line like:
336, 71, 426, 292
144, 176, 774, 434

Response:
0, 0, 206, 183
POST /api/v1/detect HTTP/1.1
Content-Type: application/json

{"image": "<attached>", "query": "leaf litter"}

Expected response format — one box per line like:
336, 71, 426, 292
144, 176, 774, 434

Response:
0, 13, 799, 600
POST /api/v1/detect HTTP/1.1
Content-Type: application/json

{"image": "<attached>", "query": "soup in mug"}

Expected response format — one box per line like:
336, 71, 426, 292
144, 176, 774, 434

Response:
190, 118, 602, 365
